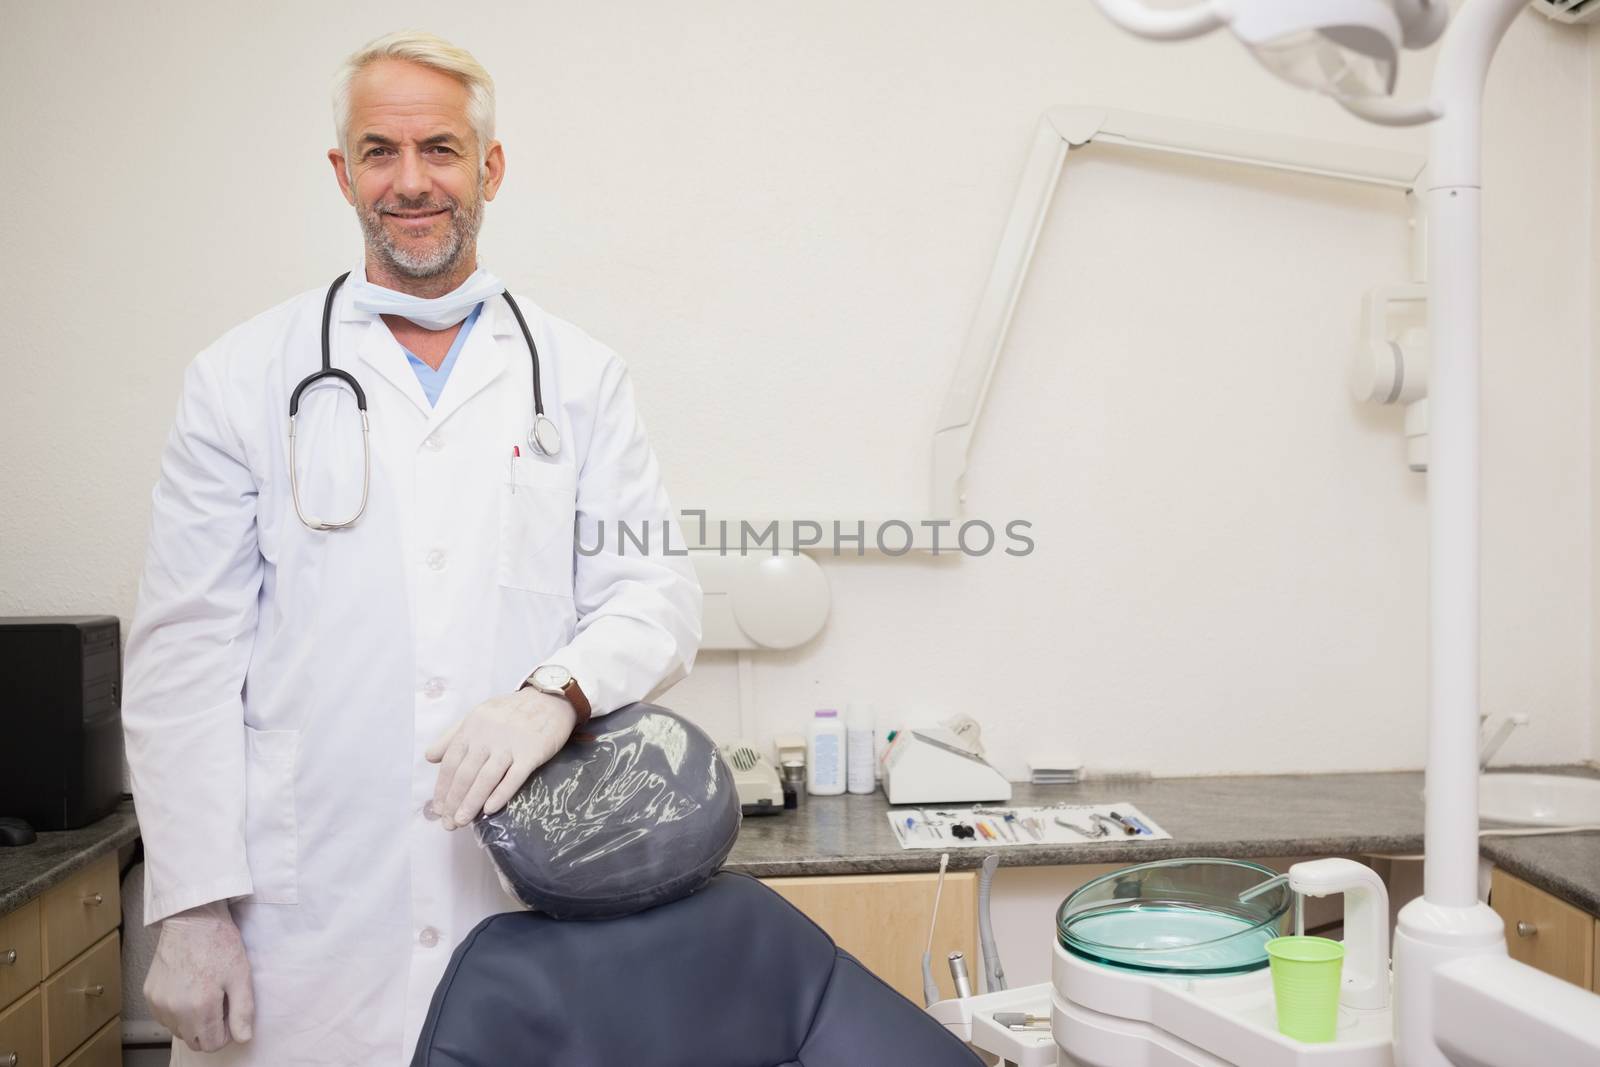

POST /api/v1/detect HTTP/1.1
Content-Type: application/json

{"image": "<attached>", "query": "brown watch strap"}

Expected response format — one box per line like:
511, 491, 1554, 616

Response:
560, 677, 592, 728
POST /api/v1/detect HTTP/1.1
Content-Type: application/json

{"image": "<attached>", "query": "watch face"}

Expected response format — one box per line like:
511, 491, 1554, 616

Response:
533, 665, 571, 691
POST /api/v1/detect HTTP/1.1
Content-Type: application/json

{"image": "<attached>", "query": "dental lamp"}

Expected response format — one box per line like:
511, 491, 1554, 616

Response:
1092, 2, 1600, 1066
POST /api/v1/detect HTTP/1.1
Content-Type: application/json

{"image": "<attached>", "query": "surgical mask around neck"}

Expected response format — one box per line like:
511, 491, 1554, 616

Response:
348, 262, 505, 330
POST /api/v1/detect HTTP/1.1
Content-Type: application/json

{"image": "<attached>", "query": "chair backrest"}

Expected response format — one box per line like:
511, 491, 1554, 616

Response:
411, 872, 983, 1067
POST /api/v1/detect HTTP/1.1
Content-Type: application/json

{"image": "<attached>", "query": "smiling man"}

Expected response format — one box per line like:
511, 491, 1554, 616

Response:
121, 31, 702, 1065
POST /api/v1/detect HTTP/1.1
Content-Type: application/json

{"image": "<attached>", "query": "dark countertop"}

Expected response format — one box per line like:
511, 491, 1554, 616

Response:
0, 801, 139, 914
5, 773, 1598, 920
723, 771, 1600, 916
1480, 835, 1600, 916
723, 774, 1430, 877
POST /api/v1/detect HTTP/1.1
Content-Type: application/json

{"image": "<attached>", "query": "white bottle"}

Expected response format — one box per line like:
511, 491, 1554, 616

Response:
845, 702, 877, 795
807, 709, 846, 795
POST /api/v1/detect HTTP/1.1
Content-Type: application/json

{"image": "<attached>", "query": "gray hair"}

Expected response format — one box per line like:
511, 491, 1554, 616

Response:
332, 30, 495, 162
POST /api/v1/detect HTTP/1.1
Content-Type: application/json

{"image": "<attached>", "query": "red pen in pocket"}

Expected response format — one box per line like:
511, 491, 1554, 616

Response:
510, 445, 520, 492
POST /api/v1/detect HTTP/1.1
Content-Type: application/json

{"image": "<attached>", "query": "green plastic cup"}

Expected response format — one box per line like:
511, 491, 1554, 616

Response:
1265, 936, 1344, 1043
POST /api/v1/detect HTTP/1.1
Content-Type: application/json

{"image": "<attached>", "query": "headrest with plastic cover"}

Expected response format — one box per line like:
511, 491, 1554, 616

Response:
474, 702, 741, 920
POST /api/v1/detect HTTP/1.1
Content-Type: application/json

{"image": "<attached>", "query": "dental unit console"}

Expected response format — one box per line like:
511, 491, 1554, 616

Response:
883, 718, 1011, 805
719, 741, 785, 815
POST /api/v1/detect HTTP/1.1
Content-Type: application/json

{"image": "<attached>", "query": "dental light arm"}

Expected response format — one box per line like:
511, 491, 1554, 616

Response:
1095, 0, 1451, 105
1089, 0, 1230, 40
1336, 93, 1444, 127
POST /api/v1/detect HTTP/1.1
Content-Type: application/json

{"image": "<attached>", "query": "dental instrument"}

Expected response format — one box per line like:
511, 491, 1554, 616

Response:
991, 1012, 1048, 1028
1053, 815, 1104, 839
1105, 811, 1140, 835
920, 852, 951, 1007
947, 952, 974, 999
1089, 812, 1129, 837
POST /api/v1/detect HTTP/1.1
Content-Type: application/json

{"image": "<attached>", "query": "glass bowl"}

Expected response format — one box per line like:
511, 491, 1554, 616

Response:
1056, 858, 1293, 975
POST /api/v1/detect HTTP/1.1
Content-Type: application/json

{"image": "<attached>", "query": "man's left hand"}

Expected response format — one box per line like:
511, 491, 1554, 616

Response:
426, 689, 578, 829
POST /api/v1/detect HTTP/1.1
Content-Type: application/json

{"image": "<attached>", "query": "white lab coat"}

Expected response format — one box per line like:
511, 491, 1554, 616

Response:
121, 281, 703, 1065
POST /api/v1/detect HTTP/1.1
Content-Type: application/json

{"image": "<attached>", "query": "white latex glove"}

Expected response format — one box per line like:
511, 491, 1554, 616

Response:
426, 688, 578, 829
145, 900, 254, 1053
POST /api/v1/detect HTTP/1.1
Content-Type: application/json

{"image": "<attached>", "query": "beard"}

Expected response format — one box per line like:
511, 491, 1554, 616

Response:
357, 183, 485, 280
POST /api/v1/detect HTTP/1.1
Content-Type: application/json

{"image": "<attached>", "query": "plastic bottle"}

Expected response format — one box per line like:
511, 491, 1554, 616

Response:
846, 702, 877, 795
807, 709, 846, 795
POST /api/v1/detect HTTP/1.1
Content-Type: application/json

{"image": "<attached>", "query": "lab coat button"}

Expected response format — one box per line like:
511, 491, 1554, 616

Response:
418, 927, 440, 948
423, 678, 446, 698
423, 434, 444, 452
425, 549, 446, 571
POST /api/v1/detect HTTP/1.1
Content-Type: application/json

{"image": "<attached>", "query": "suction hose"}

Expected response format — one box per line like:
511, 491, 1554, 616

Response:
978, 853, 1006, 991
921, 852, 950, 1006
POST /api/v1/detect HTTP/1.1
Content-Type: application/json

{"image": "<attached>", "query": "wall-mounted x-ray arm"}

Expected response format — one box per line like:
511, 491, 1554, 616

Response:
930, 105, 1426, 519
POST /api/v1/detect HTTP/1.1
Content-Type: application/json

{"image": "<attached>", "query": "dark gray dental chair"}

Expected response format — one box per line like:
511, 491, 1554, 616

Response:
411, 703, 981, 1066
409, 871, 983, 1067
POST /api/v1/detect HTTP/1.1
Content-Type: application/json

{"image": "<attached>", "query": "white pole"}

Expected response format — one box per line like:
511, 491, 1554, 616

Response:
1394, 3, 1531, 1063
1420, 0, 1526, 911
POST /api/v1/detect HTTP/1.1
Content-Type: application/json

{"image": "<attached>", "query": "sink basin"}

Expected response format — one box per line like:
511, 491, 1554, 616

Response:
1479, 773, 1600, 826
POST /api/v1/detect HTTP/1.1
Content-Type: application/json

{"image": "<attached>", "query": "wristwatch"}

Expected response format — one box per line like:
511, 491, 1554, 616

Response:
522, 664, 592, 728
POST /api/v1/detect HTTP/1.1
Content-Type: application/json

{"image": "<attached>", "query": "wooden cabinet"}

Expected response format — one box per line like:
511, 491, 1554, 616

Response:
0, 990, 45, 1067
1489, 868, 1596, 991
56, 1019, 118, 1067
0, 855, 121, 1067
762, 871, 978, 1004
0, 901, 43, 1013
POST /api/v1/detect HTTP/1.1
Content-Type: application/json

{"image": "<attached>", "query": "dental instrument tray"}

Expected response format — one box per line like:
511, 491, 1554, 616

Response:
887, 802, 1170, 850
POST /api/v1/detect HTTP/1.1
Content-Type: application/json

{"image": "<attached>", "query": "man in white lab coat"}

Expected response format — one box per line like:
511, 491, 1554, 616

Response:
121, 31, 702, 1065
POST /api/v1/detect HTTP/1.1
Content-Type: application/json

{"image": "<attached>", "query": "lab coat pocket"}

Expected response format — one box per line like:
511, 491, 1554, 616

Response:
243, 726, 300, 905
497, 462, 578, 596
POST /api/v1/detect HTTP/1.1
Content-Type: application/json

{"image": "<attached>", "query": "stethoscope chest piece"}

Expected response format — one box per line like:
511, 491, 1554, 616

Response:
529, 414, 561, 458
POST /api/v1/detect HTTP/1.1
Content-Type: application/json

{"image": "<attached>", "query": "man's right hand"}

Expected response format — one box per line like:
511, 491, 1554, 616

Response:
145, 901, 255, 1053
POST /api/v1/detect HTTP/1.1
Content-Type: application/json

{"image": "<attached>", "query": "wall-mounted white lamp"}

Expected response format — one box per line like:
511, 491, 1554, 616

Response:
1093, 0, 1449, 125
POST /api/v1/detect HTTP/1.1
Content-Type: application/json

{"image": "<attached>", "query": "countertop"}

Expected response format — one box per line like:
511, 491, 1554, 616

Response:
0, 801, 139, 914
5, 772, 1598, 920
723, 771, 1600, 916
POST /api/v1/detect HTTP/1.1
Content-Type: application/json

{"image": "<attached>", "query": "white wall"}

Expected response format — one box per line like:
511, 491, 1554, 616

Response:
1592, 23, 1600, 769
2, 2, 1594, 777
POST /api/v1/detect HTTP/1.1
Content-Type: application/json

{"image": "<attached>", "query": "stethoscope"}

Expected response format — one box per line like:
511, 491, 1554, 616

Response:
288, 271, 560, 531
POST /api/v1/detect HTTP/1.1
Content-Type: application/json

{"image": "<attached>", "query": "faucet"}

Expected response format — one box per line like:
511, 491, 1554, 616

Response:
1478, 713, 1529, 772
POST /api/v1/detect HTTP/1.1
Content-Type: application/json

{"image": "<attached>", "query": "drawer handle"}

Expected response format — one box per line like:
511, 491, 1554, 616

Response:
1516, 921, 1538, 938
82, 892, 104, 907
76, 984, 106, 997
3, 1051, 17, 1066
0, 949, 15, 965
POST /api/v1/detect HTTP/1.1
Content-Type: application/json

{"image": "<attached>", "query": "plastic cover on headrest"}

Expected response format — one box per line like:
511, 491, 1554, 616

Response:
474, 702, 741, 920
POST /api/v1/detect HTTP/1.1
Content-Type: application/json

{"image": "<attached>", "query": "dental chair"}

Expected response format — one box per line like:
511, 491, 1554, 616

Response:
409, 870, 983, 1067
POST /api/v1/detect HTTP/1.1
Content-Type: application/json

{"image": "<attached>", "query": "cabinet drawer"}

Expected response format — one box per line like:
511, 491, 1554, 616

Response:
56, 1018, 118, 1067
0, 989, 44, 1067
0, 901, 41, 1013
41, 933, 119, 1066
39, 857, 118, 976
763, 872, 977, 1003
1490, 868, 1595, 989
